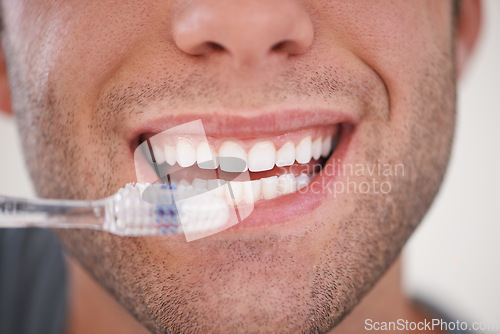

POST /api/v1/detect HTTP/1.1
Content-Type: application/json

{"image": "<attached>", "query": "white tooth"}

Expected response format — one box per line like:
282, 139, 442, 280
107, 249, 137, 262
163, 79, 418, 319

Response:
261, 176, 278, 200
224, 181, 243, 204
207, 179, 222, 190
207, 179, 226, 198
152, 146, 166, 164
243, 180, 261, 204
312, 137, 322, 160
192, 178, 208, 192
278, 174, 297, 195
321, 136, 333, 157
185, 185, 194, 198
194, 187, 205, 195
164, 144, 177, 166
231, 181, 244, 203
276, 141, 295, 167
175, 184, 185, 200
174, 179, 190, 200
179, 179, 190, 187
207, 179, 216, 190
136, 183, 149, 194
296, 173, 311, 190
197, 141, 219, 169
176, 138, 196, 167
248, 141, 276, 172
295, 136, 312, 164
218, 141, 248, 172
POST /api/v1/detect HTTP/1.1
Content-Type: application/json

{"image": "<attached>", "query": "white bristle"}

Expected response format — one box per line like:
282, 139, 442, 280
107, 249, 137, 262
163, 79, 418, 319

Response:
104, 183, 231, 239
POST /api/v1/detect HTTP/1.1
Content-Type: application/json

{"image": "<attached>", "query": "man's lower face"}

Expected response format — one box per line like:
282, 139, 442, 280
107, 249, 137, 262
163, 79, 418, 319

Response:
2, 1, 456, 332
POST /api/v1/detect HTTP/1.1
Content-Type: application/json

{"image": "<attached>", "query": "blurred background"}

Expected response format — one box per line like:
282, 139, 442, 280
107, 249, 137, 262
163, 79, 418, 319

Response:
0, 0, 499, 328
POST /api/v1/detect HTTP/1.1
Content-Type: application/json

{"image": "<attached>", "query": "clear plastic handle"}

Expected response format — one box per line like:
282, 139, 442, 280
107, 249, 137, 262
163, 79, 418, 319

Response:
0, 195, 105, 229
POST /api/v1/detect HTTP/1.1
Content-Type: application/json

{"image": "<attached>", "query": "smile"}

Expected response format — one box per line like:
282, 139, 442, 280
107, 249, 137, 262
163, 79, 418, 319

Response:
131, 109, 357, 229
142, 124, 339, 205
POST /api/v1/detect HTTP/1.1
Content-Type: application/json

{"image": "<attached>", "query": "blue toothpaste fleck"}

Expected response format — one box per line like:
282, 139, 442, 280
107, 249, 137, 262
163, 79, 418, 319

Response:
155, 183, 180, 233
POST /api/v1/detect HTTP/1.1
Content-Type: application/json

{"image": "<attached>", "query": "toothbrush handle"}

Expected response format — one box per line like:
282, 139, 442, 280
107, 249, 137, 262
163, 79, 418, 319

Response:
0, 195, 106, 230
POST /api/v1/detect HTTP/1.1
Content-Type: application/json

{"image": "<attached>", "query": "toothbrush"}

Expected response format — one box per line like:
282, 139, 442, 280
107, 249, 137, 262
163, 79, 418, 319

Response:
0, 183, 230, 237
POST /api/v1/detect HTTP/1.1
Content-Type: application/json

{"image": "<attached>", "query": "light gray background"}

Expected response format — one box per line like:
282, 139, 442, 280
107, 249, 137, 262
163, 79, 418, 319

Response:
0, 0, 498, 326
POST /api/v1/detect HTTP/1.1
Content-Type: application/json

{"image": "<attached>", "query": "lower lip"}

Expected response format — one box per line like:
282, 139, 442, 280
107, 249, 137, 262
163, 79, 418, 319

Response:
228, 124, 354, 231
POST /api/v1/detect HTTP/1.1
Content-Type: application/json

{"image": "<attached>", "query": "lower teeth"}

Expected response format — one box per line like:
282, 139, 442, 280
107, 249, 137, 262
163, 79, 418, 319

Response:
170, 172, 315, 204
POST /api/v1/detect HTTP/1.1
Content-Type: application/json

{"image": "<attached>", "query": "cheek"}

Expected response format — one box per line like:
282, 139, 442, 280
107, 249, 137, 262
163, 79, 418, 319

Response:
44, 1, 173, 112
315, 1, 453, 112
333, 1, 455, 165
2, 2, 155, 199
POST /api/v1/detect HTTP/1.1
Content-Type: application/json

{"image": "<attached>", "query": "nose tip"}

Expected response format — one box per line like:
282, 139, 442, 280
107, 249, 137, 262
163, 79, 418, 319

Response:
172, 0, 314, 67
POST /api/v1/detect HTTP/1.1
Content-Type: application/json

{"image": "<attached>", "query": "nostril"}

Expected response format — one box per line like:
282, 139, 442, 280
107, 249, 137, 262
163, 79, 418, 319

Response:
207, 41, 225, 51
271, 41, 287, 52
191, 41, 226, 56
270, 40, 305, 55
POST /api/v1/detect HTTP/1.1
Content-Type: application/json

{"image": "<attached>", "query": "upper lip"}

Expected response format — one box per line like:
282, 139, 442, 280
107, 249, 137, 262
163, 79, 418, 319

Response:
127, 105, 362, 150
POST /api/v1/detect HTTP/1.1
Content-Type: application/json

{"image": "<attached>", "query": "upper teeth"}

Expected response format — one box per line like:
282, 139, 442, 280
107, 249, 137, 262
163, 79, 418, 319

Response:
151, 135, 335, 171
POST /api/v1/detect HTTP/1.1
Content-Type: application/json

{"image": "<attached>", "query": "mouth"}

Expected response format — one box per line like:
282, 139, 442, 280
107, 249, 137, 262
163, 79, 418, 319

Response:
130, 109, 357, 231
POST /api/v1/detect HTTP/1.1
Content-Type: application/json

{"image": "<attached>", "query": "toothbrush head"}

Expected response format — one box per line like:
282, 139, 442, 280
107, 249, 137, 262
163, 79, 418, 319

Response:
104, 183, 180, 236
105, 183, 231, 240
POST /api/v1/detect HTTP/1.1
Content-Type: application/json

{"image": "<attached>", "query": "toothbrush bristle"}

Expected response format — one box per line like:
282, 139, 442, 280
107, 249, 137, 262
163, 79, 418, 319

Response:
106, 183, 181, 236
107, 182, 234, 239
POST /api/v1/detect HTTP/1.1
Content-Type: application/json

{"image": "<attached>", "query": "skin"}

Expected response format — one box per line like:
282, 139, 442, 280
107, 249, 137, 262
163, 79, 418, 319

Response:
0, 0, 480, 333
